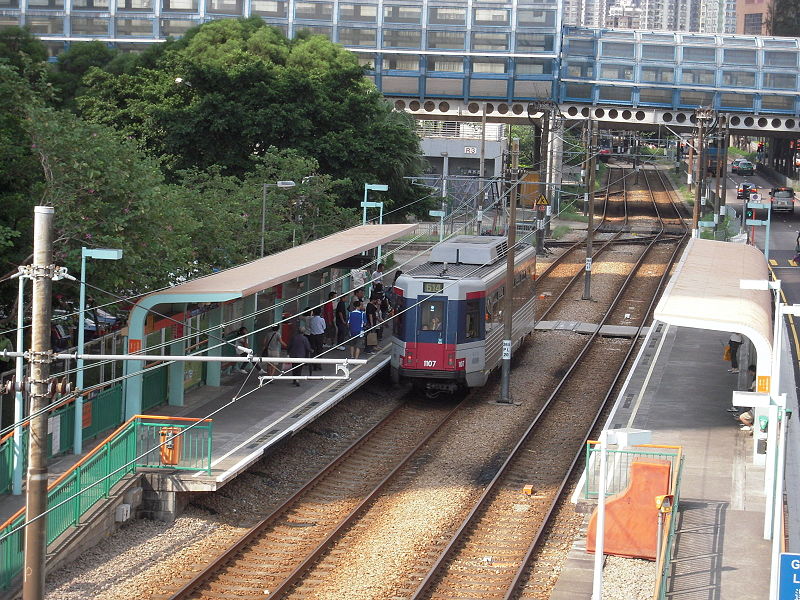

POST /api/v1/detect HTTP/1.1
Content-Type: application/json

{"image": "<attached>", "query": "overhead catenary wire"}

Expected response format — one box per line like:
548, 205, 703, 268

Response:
0, 221, 541, 545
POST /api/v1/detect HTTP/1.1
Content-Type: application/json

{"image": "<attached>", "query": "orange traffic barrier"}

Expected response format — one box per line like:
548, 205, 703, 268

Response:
587, 458, 672, 560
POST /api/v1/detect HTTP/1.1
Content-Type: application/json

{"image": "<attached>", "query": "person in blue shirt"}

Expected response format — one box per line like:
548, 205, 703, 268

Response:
347, 300, 365, 359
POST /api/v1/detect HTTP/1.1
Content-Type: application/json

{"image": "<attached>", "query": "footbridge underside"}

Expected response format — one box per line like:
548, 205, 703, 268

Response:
390, 98, 800, 136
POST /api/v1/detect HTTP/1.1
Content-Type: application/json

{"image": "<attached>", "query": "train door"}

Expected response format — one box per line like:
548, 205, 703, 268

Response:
415, 297, 447, 370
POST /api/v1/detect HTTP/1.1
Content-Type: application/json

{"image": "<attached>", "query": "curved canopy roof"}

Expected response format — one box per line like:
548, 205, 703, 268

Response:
653, 238, 772, 373
142, 223, 417, 302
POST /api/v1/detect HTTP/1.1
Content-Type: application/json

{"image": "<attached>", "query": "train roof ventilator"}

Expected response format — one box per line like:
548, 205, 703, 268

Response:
429, 235, 508, 265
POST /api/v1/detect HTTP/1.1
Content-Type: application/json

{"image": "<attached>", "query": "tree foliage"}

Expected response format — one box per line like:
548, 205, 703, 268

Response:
0, 20, 428, 318
768, 0, 800, 36
76, 18, 425, 211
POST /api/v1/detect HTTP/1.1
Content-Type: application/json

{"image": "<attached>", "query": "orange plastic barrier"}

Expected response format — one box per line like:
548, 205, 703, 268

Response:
159, 426, 182, 466
586, 458, 671, 560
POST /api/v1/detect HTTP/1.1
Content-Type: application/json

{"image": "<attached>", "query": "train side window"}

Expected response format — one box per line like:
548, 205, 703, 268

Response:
420, 300, 444, 331
465, 299, 480, 339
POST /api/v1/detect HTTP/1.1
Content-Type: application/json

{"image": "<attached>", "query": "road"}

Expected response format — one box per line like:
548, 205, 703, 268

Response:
721, 168, 800, 302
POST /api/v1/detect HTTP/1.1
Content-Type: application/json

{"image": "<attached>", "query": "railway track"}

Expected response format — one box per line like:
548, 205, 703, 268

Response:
510, 164, 687, 600
160, 166, 688, 600
166, 399, 462, 599
407, 166, 688, 600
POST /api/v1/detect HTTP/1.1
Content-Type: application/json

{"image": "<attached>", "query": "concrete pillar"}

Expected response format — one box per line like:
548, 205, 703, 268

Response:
206, 305, 223, 387
168, 303, 187, 407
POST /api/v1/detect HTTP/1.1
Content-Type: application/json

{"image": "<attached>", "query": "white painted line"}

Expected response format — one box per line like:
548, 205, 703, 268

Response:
626, 324, 670, 429
189, 352, 389, 479
214, 357, 390, 483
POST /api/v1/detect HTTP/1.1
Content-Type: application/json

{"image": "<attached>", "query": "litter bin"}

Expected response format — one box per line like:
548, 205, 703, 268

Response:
159, 426, 182, 466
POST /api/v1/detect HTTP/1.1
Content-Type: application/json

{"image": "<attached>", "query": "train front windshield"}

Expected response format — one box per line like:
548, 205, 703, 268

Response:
420, 300, 444, 331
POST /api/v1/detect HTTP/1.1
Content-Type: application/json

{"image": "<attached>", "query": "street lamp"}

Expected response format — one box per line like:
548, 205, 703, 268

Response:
261, 181, 296, 257
75, 247, 122, 455
361, 183, 388, 265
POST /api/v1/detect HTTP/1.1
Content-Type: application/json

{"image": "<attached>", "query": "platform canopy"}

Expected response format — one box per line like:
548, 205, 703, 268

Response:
653, 238, 773, 374
139, 223, 417, 303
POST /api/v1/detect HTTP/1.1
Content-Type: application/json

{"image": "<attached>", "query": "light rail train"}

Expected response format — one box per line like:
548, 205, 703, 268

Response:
390, 235, 536, 395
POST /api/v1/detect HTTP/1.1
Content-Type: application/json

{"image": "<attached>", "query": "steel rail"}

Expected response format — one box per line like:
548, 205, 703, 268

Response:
537, 167, 628, 321
410, 166, 688, 600
169, 398, 464, 600
500, 165, 690, 599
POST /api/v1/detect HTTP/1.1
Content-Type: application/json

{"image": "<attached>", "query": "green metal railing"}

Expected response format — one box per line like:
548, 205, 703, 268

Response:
583, 443, 682, 499
0, 415, 212, 590
0, 384, 125, 495
656, 455, 685, 599
582, 442, 684, 600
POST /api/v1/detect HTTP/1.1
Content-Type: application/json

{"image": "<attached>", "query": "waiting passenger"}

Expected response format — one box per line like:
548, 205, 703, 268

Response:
262, 325, 284, 377
288, 327, 313, 387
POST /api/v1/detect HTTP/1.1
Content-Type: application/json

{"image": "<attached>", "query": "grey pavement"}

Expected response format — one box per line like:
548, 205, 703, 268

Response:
552, 324, 773, 599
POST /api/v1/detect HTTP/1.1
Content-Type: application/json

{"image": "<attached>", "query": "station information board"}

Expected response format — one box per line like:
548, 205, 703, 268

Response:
779, 553, 800, 599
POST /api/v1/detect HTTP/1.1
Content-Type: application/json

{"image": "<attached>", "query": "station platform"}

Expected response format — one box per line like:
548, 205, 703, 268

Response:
0, 343, 391, 522
551, 322, 790, 599
157, 345, 390, 491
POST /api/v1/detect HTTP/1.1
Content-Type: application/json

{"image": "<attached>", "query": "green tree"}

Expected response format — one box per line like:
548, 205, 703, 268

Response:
51, 41, 118, 106
76, 18, 425, 212
0, 63, 41, 287
0, 26, 46, 75
25, 105, 195, 294
768, 0, 800, 36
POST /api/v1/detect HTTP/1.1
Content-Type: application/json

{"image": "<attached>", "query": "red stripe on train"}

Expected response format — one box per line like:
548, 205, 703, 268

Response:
401, 342, 464, 371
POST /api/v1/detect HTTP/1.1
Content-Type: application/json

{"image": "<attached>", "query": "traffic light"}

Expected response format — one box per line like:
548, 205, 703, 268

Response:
746, 207, 754, 220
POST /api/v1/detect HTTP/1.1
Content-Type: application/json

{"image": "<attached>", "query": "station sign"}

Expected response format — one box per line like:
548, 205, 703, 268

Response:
779, 553, 800, 599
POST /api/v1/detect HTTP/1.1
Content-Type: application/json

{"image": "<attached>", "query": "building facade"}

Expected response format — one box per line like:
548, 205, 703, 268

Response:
736, 0, 772, 34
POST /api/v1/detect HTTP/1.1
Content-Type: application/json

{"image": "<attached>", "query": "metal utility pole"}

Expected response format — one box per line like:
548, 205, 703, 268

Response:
720, 117, 729, 215
583, 121, 598, 301
582, 120, 590, 215
537, 109, 550, 255
23, 206, 54, 600
714, 128, 724, 237
692, 108, 714, 236
499, 137, 520, 404
687, 136, 695, 193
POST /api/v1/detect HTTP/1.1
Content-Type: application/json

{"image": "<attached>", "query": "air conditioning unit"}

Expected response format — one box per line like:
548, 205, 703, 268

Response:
115, 504, 131, 523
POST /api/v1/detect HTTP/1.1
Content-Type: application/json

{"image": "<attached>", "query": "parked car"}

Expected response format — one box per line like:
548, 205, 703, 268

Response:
770, 187, 795, 213
730, 158, 746, 173
734, 160, 755, 175
737, 182, 758, 200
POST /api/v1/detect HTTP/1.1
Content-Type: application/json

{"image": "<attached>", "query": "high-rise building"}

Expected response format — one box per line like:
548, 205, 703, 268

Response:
566, 0, 733, 33
736, 0, 772, 34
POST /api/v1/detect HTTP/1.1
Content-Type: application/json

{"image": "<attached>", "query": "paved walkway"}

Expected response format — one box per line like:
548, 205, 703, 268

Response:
552, 324, 777, 599
0, 343, 390, 522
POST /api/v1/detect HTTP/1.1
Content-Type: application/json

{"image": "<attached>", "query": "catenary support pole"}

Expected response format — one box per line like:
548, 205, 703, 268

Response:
720, 119, 729, 216
74, 249, 87, 455
23, 206, 54, 600
13, 276, 24, 495
692, 117, 706, 236
537, 109, 550, 255
583, 120, 597, 301
499, 137, 520, 404
260, 183, 268, 258
714, 128, 724, 237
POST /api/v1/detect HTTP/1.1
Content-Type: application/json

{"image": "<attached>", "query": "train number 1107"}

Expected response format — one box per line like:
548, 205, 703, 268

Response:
423, 360, 437, 367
